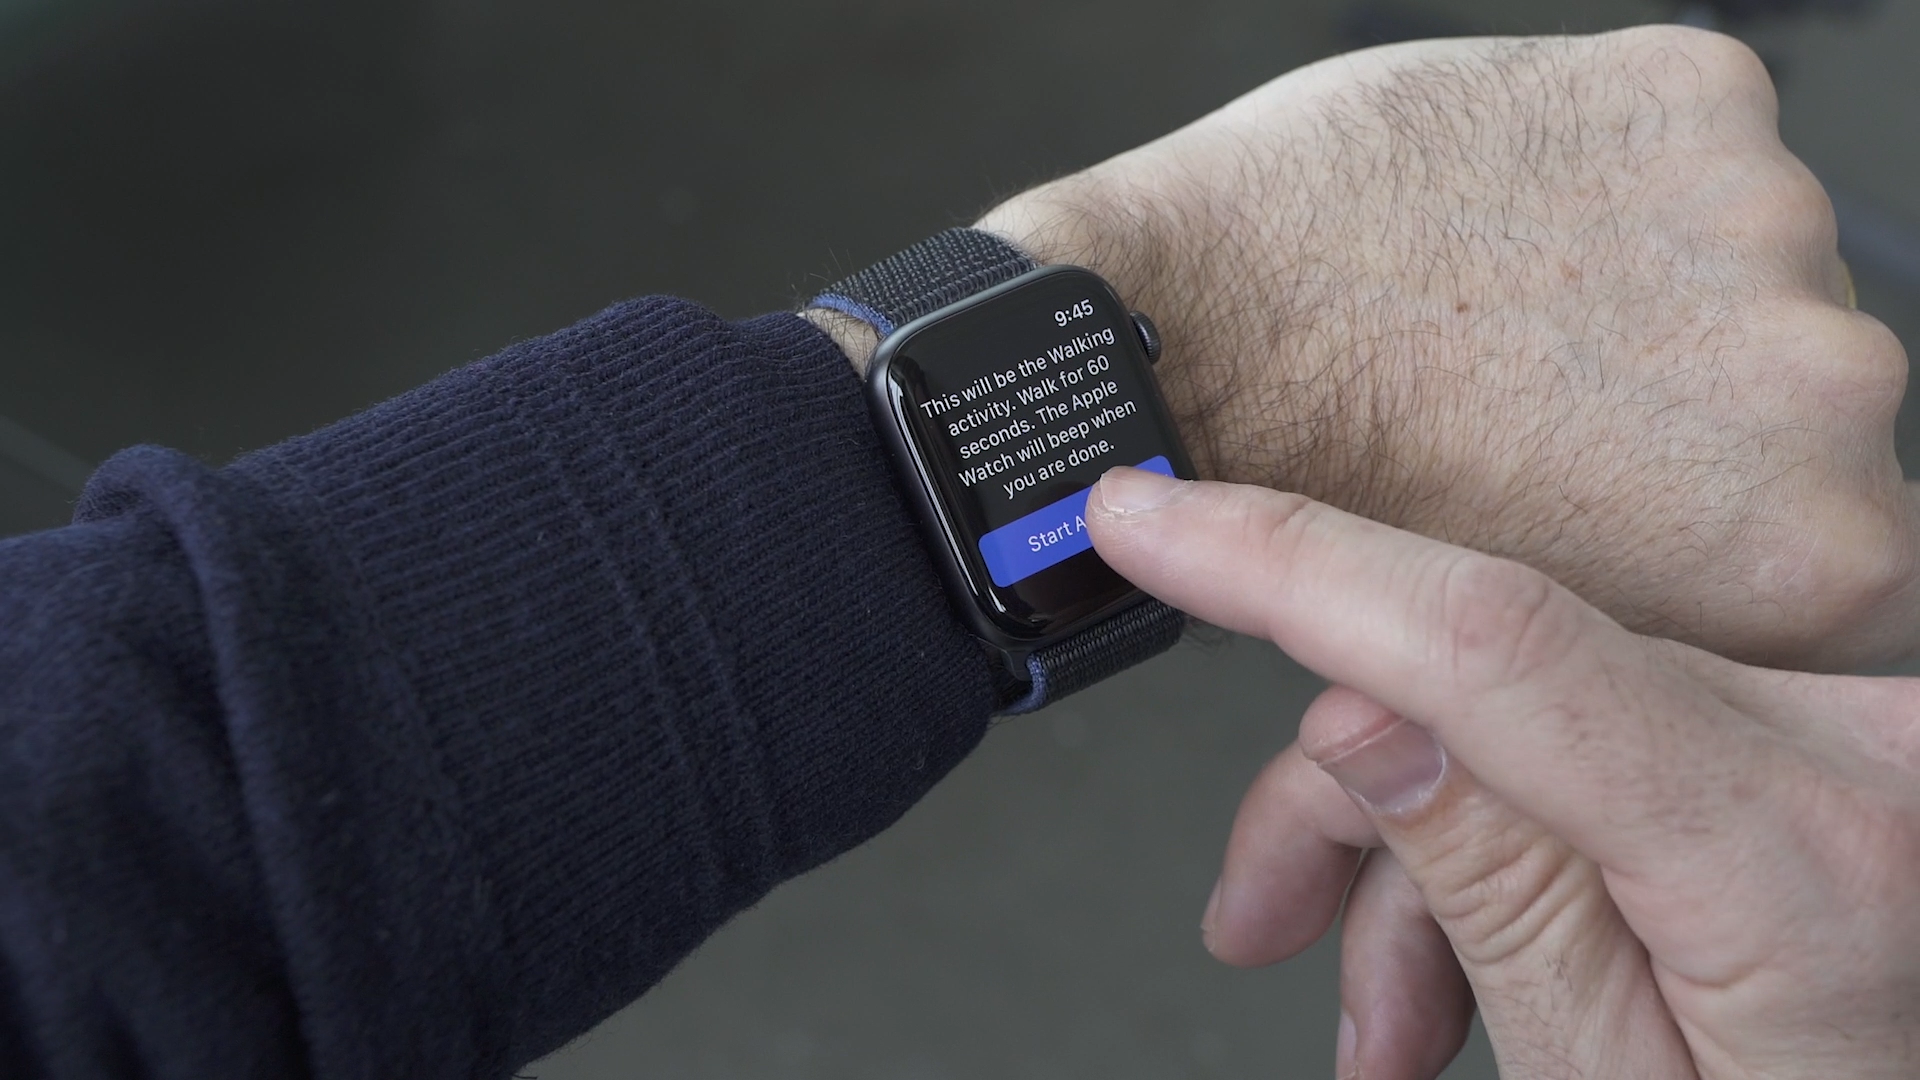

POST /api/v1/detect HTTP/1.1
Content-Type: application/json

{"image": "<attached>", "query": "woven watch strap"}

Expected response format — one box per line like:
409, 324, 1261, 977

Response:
810, 227, 1038, 337
999, 598, 1187, 715
812, 228, 1187, 715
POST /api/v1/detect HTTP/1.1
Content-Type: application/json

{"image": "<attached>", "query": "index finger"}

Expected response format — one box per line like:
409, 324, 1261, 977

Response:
1086, 467, 1774, 875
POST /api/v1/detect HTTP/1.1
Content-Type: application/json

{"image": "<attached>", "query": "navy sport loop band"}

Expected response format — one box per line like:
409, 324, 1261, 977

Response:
811, 227, 1041, 338
1001, 597, 1187, 715
812, 228, 1187, 715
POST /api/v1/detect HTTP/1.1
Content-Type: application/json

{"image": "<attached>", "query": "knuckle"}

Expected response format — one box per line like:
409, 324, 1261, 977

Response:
1421, 827, 1592, 971
1840, 314, 1912, 409
1790, 487, 1915, 635
1650, 24, 1771, 90
1240, 489, 1324, 574
1435, 554, 1588, 693
1743, 163, 1839, 254
1850, 312, 1911, 390
1603, 22, 1703, 55
1714, 480, 1914, 669
1767, 301, 1909, 405
1686, 28, 1773, 95
1609, 24, 1777, 120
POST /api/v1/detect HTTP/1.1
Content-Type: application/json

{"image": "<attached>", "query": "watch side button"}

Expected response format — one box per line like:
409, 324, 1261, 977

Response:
1130, 310, 1163, 364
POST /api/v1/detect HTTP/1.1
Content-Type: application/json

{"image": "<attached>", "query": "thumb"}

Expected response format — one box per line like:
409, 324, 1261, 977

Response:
1300, 685, 1695, 1080
1087, 468, 1772, 887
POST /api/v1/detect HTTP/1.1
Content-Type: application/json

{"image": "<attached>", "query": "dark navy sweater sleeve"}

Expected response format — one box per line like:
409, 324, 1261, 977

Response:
0, 299, 998, 1079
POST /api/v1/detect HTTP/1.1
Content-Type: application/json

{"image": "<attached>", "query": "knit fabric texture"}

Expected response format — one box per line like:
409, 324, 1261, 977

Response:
808, 226, 1037, 336
0, 298, 996, 1079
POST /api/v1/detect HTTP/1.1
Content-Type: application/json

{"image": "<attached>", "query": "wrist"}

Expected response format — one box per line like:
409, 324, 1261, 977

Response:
804, 183, 1234, 478
975, 178, 1233, 482
799, 307, 882, 376
973, 176, 1161, 334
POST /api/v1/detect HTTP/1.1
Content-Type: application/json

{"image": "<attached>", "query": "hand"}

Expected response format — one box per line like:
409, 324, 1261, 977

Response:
978, 27, 1918, 669
1086, 466, 1920, 1080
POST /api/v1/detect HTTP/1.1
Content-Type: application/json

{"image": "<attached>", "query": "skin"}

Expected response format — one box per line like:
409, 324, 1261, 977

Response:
813, 26, 1920, 671
1087, 466, 1920, 1079
812, 27, 1920, 1075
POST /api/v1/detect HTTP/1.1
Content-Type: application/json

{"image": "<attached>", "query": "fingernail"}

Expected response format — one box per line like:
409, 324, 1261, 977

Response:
1318, 718, 1447, 818
1335, 1010, 1358, 1078
1095, 466, 1183, 513
1200, 878, 1222, 948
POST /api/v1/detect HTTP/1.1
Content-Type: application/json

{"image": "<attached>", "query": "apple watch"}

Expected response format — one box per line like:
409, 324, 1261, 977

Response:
810, 228, 1196, 714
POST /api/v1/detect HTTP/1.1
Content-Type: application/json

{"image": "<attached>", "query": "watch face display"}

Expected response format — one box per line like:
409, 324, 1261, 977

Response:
871, 266, 1194, 644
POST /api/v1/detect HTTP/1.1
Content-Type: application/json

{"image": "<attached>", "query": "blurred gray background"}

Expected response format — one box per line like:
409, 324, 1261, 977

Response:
3, 1, 1917, 1077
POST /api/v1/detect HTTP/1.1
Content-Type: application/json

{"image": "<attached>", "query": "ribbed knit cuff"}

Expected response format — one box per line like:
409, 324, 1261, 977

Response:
234, 299, 996, 1070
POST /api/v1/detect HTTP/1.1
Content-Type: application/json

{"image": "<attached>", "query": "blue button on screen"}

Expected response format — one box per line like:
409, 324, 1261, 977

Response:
977, 456, 1174, 587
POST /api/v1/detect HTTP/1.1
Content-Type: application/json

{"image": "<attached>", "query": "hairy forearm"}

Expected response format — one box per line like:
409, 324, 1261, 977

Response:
968, 32, 1920, 668
974, 171, 1398, 505
817, 24, 1918, 671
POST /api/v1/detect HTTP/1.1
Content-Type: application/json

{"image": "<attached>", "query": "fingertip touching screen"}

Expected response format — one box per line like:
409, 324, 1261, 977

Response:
873, 267, 1193, 642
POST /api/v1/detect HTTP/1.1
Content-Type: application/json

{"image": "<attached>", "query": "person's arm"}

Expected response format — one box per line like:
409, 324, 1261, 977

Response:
978, 26, 1920, 672
2, 21, 1914, 1080
1088, 465, 1920, 1078
0, 298, 997, 1078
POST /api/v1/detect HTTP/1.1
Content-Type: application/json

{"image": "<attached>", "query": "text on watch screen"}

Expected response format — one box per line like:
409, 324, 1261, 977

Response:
890, 274, 1180, 597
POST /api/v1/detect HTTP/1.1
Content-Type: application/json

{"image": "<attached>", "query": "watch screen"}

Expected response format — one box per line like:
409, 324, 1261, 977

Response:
873, 267, 1194, 641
